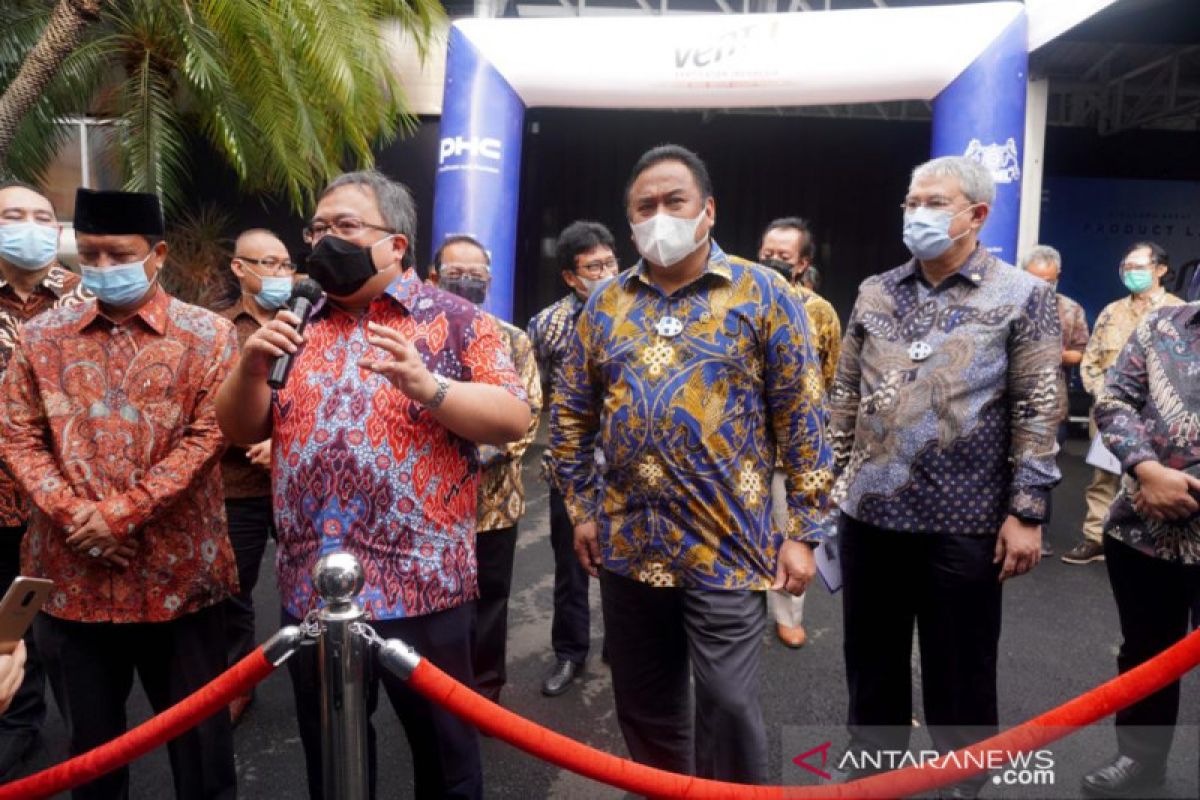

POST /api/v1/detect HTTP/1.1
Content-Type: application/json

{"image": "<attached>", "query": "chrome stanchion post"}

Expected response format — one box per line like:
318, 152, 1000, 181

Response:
313, 552, 369, 800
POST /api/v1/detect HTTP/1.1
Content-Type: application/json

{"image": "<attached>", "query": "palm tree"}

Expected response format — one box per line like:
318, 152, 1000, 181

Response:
0, 0, 444, 213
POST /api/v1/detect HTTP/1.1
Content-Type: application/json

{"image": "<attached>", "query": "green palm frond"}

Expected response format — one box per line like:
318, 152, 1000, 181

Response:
0, 0, 447, 216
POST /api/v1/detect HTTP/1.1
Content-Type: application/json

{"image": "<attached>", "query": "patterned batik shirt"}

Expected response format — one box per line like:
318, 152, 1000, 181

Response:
476, 317, 541, 533
1081, 288, 1184, 398
0, 266, 89, 526
0, 289, 239, 622
272, 271, 526, 620
550, 241, 831, 591
528, 291, 585, 487
1094, 303, 1200, 564
829, 246, 1062, 535
1054, 293, 1090, 423
797, 285, 842, 394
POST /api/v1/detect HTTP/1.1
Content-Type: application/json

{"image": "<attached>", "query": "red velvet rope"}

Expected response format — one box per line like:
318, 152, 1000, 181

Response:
9, 626, 1200, 799
0, 648, 277, 800
406, 626, 1200, 799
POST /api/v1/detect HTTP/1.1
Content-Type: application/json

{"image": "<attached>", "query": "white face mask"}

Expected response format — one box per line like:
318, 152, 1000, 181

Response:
630, 209, 707, 268
575, 275, 604, 298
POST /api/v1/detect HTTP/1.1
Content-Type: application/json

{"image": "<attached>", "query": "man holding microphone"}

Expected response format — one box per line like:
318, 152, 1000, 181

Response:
216, 170, 529, 800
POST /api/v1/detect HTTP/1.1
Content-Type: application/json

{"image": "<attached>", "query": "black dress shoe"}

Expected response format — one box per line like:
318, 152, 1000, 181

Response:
1081, 754, 1166, 797
541, 659, 581, 697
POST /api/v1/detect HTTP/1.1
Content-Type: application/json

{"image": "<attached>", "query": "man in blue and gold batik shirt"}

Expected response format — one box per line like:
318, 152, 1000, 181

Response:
551, 144, 830, 784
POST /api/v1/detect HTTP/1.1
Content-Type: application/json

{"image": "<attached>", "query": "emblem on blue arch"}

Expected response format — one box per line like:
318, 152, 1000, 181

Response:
964, 138, 1021, 185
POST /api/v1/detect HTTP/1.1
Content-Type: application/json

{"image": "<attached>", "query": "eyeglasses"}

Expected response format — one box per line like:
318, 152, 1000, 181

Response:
900, 196, 965, 213
236, 255, 296, 274
303, 218, 396, 245
439, 264, 490, 281
575, 257, 619, 277
1119, 261, 1155, 273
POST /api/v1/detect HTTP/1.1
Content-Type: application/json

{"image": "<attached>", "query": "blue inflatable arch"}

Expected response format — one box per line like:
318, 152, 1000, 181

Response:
433, 3, 1031, 320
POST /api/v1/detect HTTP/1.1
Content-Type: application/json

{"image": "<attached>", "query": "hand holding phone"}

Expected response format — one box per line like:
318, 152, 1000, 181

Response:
0, 640, 27, 714
0, 577, 53, 655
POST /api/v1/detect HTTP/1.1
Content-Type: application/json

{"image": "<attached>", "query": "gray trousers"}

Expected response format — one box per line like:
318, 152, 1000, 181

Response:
599, 570, 768, 784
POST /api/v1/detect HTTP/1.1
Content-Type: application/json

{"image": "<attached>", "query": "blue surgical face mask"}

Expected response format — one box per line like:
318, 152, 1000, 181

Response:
81, 255, 152, 307
0, 222, 59, 271
902, 205, 974, 261
254, 275, 293, 309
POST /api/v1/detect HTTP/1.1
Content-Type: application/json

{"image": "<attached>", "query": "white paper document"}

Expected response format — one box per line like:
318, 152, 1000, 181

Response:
1086, 433, 1123, 476
815, 533, 842, 594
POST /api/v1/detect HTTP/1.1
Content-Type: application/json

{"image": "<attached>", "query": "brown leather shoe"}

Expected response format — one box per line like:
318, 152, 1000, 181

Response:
776, 623, 807, 648
229, 692, 254, 726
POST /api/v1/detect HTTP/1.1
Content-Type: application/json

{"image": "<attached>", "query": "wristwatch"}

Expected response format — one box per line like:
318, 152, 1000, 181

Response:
421, 373, 451, 409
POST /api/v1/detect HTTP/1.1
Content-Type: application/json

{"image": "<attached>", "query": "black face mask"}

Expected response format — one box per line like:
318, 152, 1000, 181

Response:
760, 257, 795, 282
305, 235, 384, 297
440, 275, 489, 305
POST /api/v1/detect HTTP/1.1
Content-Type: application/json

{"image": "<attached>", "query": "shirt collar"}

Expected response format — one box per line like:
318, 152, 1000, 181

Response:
629, 240, 732, 290
77, 285, 170, 335
381, 268, 422, 311
1121, 287, 1169, 312
0, 263, 73, 298
898, 245, 993, 287
219, 300, 262, 326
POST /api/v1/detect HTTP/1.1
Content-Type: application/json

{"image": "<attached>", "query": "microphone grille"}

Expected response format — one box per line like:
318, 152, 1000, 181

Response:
291, 278, 324, 303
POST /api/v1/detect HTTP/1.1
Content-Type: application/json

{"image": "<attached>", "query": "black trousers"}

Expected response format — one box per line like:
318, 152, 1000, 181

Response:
283, 604, 482, 800
599, 570, 769, 784
472, 525, 518, 701
223, 497, 274, 668
1104, 535, 1200, 769
36, 604, 235, 800
549, 487, 589, 663
841, 516, 1002, 763
0, 524, 46, 740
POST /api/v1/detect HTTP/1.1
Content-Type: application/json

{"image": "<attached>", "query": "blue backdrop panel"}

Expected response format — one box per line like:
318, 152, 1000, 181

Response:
1040, 176, 1200, 324
433, 26, 526, 321
931, 13, 1027, 265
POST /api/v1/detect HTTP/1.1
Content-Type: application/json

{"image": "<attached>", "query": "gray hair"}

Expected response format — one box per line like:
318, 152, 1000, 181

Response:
910, 156, 996, 206
1020, 244, 1062, 273
321, 170, 417, 268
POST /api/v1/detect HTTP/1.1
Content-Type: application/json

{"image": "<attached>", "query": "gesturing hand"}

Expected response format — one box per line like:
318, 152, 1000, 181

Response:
360, 322, 440, 404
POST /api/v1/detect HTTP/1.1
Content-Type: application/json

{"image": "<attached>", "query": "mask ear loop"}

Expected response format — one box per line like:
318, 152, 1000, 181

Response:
948, 203, 982, 245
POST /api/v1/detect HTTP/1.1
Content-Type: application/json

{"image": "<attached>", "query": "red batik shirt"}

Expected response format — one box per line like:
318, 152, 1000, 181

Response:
0, 266, 89, 527
0, 289, 239, 622
272, 270, 526, 620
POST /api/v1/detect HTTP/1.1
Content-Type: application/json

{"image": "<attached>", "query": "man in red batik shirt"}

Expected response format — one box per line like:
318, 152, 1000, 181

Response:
0, 189, 239, 800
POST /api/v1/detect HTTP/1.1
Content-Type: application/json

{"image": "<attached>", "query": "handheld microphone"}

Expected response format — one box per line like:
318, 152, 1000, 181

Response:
267, 278, 324, 390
